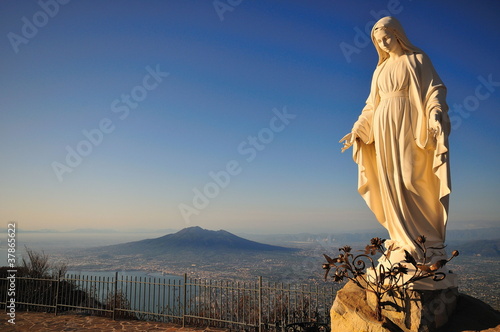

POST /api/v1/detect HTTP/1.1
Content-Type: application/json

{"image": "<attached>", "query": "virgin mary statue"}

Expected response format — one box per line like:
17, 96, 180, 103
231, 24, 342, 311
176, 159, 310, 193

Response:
340, 17, 451, 266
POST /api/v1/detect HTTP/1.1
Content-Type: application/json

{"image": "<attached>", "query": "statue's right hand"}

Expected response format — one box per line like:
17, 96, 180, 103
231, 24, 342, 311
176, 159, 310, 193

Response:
339, 132, 357, 153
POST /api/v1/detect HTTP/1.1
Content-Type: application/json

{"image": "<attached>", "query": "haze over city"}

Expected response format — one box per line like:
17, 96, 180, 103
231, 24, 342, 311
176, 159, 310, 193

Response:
1, 0, 499, 234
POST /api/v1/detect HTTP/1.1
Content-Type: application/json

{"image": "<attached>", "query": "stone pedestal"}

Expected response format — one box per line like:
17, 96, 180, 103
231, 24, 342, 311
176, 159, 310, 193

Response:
330, 280, 458, 332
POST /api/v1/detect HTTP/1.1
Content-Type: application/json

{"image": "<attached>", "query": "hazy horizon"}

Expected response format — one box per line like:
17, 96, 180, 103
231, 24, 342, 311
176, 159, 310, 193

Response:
2, 221, 498, 251
3, 219, 499, 235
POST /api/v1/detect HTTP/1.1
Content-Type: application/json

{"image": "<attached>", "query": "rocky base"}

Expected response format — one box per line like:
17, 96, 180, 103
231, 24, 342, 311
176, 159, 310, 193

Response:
330, 280, 500, 332
366, 285, 458, 331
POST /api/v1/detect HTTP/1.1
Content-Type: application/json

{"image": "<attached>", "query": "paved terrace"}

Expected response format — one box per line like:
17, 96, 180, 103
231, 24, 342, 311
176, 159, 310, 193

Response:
1, 312, 228, 331
2, 304, 500, 332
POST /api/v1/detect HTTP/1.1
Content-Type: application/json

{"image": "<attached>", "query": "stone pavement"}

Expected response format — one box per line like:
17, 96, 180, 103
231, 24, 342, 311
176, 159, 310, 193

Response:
0, 312, 229, 331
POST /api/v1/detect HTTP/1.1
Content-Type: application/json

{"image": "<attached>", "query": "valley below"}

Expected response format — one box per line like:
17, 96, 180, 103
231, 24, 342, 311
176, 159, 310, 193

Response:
4, 226, 499, 310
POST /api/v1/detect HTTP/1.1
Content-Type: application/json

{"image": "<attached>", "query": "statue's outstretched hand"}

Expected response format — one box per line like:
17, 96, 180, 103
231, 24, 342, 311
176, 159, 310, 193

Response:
339, 132, 357, 153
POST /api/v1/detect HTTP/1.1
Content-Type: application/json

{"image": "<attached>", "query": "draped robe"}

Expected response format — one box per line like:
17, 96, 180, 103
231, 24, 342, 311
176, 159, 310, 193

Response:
352, 52, 451, 260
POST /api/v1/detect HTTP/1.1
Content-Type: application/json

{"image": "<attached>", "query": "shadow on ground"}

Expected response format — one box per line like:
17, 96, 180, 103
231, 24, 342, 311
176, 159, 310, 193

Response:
437, 294, 500, 332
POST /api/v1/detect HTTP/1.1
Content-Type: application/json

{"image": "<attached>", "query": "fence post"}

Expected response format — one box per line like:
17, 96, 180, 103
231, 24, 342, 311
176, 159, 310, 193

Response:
258, 276, 263, 332
54, 271, 61, 316
113, 271, 118, 320
182, 273, 187, 327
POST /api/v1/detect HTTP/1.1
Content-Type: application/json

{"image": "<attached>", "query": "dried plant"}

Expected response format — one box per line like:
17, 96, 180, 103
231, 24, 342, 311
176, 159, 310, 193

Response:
322, 236, 459, 321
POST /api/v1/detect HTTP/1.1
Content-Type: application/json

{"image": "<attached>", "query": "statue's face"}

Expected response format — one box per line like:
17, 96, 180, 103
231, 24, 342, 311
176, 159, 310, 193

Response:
374, 29, 400, 54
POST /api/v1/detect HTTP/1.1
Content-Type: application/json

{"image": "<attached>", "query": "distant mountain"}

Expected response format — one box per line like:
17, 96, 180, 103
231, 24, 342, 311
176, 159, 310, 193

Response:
452, 239, 500, 257
447, 227, 500, 242
242, 230, 389, 247
241, 227, 500, 247
98, 226, 296, 256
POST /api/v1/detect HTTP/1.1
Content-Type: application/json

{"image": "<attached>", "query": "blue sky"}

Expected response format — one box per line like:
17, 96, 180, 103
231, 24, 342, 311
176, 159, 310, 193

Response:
0, 0, 499, 234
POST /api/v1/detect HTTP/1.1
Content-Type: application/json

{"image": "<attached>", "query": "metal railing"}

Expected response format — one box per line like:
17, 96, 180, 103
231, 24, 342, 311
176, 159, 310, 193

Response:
0, 272, 337, 331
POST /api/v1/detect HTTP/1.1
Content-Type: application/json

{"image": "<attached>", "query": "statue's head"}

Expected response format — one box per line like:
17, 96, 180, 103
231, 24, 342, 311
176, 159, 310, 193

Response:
371, 16, 421, 65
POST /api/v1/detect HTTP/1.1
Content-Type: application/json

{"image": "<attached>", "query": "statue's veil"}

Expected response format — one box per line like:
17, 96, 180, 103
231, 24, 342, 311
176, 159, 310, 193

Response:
371, 16, 422, 66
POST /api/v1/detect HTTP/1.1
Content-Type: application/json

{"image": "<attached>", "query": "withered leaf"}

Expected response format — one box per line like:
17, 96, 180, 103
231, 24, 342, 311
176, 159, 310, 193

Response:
416, 264, 431, 273
323, 254, 337, 264
429, 260, 448, 272
404, 250, 417, 267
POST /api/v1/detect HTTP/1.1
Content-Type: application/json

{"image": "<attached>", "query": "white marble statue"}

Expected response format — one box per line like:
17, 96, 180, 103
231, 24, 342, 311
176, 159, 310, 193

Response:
340, 17, 451, 267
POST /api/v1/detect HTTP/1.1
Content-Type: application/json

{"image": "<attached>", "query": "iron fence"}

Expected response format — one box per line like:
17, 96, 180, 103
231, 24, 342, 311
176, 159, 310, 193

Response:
0, 272, 337, 331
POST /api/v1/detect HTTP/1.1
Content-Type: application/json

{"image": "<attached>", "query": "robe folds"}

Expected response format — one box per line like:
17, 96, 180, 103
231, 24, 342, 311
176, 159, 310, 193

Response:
351, 52, 451, 259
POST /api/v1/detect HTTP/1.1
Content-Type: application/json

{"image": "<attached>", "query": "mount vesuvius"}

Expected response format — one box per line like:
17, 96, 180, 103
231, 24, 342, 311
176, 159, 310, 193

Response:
95, 226, 296, 256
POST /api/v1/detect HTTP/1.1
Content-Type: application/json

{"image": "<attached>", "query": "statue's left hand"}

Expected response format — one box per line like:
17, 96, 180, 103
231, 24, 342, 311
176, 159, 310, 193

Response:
429, 110, 443, 138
